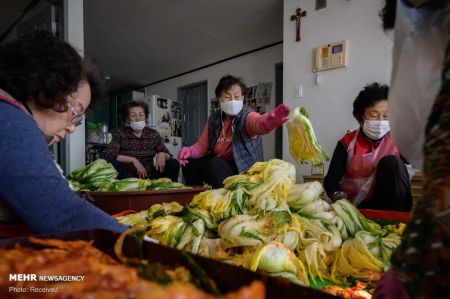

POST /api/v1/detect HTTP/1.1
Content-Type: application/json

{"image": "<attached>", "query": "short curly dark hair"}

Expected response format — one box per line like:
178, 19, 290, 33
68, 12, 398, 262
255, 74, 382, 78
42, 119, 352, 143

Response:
353, 83, 389, 123
120, 101, 149, 121
380, 0, 397, 31
215, 75, 247, 98
0, 31, 104, 112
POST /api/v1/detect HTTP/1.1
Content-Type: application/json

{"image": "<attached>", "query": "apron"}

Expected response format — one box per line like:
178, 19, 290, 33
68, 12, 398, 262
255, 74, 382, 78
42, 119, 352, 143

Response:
339, 130, 399, 206
0, 96, 33, 238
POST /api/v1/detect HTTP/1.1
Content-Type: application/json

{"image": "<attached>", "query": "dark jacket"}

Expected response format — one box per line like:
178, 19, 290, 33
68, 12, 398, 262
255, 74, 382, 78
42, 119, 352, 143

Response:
207, 106, 263, 172
103, 127, 171, 178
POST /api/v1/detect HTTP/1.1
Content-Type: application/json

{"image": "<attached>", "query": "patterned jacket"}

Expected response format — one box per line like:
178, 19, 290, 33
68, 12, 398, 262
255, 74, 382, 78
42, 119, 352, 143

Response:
103, 127, 170, 178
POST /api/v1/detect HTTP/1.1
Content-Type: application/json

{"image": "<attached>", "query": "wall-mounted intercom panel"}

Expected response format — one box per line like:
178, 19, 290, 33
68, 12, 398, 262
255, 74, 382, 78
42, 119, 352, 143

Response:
313, 40, 348, 72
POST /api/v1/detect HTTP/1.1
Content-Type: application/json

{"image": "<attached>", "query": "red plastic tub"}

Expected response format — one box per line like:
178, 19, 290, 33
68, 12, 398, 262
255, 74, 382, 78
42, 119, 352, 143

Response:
84, 186, 207, 215
360, 209, 410, 222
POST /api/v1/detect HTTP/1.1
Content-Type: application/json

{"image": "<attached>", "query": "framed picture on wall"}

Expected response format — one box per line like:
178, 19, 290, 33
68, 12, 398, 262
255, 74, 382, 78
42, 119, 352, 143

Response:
311, 163, 324, 175
256, 82, 272, 105
246, 86, 257, 99
157, 97, 168, 109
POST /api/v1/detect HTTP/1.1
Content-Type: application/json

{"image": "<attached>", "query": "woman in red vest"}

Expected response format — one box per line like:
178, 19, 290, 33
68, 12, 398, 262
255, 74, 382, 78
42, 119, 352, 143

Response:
324, 83, 412, 211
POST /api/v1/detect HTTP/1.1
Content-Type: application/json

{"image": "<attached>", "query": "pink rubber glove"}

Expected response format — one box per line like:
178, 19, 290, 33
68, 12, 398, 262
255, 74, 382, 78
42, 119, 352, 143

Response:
178, 147, 192, 166
178, 147, 202, 166
261, 103, 290, 131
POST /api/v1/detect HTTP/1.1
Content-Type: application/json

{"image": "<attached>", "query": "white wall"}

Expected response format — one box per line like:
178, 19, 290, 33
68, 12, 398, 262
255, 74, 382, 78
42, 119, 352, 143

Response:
145, 44, 283, 160
283, 0, 393, 181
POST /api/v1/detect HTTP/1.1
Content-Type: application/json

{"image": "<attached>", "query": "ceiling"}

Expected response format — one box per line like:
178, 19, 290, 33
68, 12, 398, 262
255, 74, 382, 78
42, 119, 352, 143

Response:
0, 0, 51, 40
1, 0, 283, 94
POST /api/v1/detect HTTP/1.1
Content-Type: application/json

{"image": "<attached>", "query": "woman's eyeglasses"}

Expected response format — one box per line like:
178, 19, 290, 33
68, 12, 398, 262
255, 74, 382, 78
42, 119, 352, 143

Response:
67, 101, 84, 126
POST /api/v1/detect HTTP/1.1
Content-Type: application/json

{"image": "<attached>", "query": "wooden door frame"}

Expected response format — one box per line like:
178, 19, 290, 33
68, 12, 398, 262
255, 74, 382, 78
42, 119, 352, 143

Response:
275, 62, 283, 159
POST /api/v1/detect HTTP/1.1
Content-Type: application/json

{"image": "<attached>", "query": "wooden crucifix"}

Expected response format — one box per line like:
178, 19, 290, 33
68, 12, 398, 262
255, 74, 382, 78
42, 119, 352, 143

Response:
290, 8, 307, 42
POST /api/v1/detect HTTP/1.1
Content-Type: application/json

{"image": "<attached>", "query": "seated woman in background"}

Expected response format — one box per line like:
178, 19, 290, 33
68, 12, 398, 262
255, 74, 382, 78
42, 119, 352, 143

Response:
324, 83, 412, 211
178, 75, 289, 188
104, 101, 180, 181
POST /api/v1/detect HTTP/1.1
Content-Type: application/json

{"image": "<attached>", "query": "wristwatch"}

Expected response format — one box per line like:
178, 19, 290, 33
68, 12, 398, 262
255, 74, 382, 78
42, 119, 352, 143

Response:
332, 191, 347, 201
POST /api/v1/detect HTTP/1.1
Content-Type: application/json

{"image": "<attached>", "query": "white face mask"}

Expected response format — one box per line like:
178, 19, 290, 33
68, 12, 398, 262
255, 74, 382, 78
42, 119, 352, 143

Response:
130, 120, 146, 131
362, 120, 390, 140
220, 100, 243, 116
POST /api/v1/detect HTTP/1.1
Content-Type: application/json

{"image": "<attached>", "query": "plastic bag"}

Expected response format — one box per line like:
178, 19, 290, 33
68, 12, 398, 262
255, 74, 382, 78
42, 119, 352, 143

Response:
388, 1, 449, 171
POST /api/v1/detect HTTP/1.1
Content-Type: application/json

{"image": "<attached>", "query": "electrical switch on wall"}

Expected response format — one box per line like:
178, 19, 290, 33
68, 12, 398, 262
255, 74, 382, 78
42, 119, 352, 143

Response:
294, 85, 303, 98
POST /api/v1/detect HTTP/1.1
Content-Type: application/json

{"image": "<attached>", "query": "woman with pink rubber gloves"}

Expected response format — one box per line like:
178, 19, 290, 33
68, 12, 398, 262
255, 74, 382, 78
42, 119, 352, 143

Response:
178, 75, 289, 188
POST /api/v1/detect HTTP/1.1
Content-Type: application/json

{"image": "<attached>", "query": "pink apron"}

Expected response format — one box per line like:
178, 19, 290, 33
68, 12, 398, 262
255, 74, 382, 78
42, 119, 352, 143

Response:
339, 130, 399, 206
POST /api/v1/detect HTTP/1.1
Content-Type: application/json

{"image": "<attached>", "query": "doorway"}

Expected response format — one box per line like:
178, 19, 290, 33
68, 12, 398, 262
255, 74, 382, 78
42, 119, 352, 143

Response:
275, 62, 283, 159
177, 81, 208, 146
11, 2, 67, 170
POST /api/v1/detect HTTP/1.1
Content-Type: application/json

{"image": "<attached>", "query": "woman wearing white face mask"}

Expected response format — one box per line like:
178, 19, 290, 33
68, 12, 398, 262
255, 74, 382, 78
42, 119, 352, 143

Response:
178, 75, 290, 188
324, 83, 412, 211
104, 101, 180, 180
